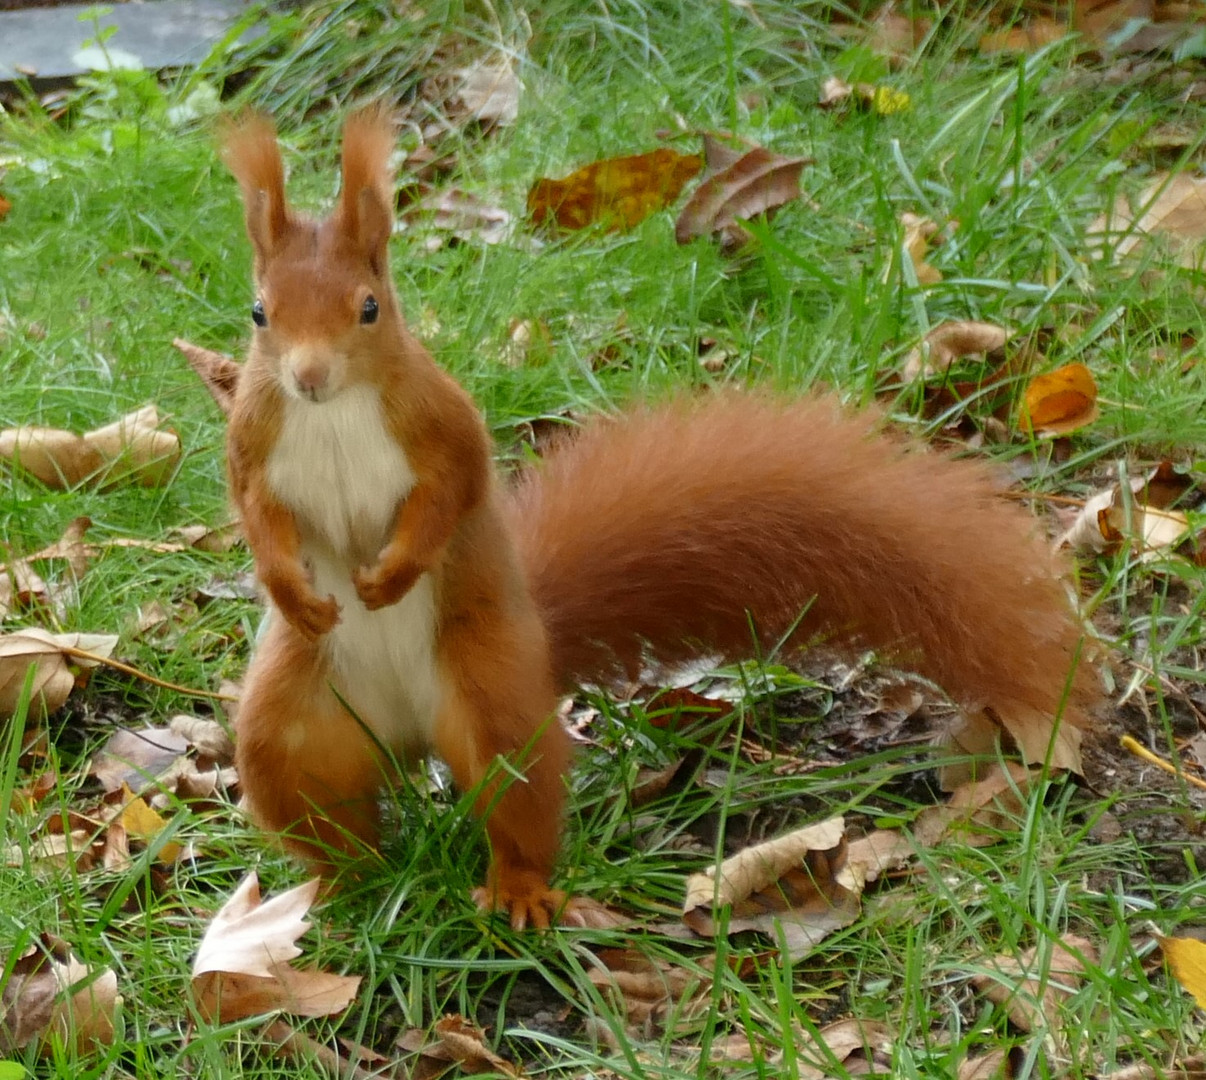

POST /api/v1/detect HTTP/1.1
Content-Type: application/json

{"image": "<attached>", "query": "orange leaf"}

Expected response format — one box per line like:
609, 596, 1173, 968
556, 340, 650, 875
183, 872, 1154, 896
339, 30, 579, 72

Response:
1019, 363, 1099, 435
0, 194, 11, 221
1160, 934, 1206, 1010
527, 148, 702, 232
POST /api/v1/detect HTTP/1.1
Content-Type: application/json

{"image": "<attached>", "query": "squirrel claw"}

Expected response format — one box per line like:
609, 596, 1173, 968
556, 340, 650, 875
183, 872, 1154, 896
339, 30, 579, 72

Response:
353, 560, 421, 610
285, 592, 341, 640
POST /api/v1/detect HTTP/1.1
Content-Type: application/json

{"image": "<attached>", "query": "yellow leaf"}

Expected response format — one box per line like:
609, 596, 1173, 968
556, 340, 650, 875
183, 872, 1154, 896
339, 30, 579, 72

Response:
1159, 934, 1206, 1009
118, 783, 182, 864
1019, 362, 1099, 436
528, 148, 702, 232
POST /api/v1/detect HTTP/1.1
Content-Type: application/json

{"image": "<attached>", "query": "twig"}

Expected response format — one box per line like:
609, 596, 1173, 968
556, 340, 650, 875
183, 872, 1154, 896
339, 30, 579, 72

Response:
1119, 734, 1206, 792
58, 644, 238, 702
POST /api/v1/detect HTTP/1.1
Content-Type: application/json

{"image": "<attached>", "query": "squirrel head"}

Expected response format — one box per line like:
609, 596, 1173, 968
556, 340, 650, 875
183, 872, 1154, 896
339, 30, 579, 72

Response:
221, 106, 400, 404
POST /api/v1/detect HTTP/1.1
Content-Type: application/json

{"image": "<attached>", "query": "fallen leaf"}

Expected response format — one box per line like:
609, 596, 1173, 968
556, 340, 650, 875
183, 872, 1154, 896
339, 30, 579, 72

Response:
1089, 172, 1206, 269
887, 211, 948, 286
587, 949, 708, 1029
398, 1014, 522, 1077
0, 630, 118, 717
683, 817, 889, 958
117, 783, 183, 864
0, 406, 180, 489
915, 763, 1040, 847
903, 321, 1011, 379
980, 16, 1071, 53
0, 936, 120, 1055
400, 186, 511, 245
1018, 362, 1099, 436
191, 873, 360, 1022
1159, 934, 1206, 1009
958, 1047, 1024, 1078
528, 148, 702, 232
969, 935, 1097, 1035
449, 55, 521, 128
0, 195, 10, 220
675, 137, 809, 249
91, 726, 190, 793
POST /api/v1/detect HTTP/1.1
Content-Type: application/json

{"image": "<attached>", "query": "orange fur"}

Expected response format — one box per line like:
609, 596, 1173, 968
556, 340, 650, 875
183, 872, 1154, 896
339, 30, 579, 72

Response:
216, 109, 1099, 930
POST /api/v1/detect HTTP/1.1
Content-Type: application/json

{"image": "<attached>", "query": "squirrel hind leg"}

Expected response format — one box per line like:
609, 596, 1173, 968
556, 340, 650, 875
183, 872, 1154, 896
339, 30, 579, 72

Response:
236, 623, 386, 872
434, 614, 571, 930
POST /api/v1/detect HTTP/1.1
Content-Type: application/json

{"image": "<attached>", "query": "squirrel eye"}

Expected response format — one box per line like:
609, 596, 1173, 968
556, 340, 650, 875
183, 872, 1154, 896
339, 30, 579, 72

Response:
360, 295, 379, 325
251, 299, 267, 328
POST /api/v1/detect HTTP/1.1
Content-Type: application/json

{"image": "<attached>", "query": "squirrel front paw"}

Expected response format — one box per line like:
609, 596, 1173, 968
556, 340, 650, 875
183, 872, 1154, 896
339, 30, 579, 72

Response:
262, 565, 341, 640
353, 554, 423, 610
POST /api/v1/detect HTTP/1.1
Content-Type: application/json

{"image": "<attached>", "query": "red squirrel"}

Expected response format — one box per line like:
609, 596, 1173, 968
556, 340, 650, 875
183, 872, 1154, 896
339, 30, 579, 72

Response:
218, 107, 1098, 929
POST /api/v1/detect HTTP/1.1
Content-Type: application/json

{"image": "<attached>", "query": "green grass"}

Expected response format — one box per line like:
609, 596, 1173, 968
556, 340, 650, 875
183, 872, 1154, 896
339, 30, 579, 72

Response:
3, 0, 1206, 1076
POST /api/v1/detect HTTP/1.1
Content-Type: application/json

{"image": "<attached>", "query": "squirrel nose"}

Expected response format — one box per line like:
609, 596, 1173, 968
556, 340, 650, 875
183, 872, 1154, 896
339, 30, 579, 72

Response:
293, 363, 329, 398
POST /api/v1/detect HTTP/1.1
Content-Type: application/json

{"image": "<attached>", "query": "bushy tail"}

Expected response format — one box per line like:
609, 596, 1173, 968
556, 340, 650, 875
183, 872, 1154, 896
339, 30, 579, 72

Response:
503, 391, 1097, 770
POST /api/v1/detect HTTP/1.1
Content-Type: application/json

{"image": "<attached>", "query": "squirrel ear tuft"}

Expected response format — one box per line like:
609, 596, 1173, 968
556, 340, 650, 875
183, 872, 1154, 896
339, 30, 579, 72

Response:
220, 112, 290, 267
336, 103, 397, 276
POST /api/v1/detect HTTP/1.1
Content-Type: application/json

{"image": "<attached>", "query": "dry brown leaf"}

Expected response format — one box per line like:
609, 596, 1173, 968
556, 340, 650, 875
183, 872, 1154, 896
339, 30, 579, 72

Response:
819, 75, 854, 107
1019, 363, 1099, 436
903, 321, 1011, 379
5, 830, 93, 871
675, 137, 808, 249
587, 948, 708, 1029
0, 194, 10, 220
449, 56, 521, 128
170, 522, 242, 553
90, 726, 190, 793
0, 629, 118, 717
400, 186, 512, 245
0, 405, 180, 489
528, 148, 703, 232
1090, 172, 1206, 269
980, 16, 1071, 53
866, 5, 930, 60
969, 935, 1097, 1035
191, 873, 360, 1022
169, 714, 235, 761
1056, 468, 1193, 559
886, 211, 948, 286
0, 936, 121, 1055
1098, 1056, 1206, 1079
683, 817, 869, 958
915, 763, 1040, 847
958, 1047, 1023, 1078
398, 1014, 522, 1078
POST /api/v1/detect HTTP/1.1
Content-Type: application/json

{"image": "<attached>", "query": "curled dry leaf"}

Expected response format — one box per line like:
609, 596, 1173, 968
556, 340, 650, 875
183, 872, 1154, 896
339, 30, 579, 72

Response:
587, 948, 709, 1030
528, 147, 703, 232
449, 56, 521, 128
0, 629, 118, 717
675, 136, 809, 250
397, 1014, 522, 1078
0, 936, 121, 1055
1056, 466, 1193, 559
979, 16, 1070, 53
915, 762, 1040, 847
885, 210, 948, 286
958, 1047, 1024, 1079
969, 935, 1097, 1036
191, 873, 360, 1022
0, 405, 180, 489
903, 320, 1011, 379
682, 818, 910, 958
1019, 363, 1099, 436
1089, 172, 1206, 270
